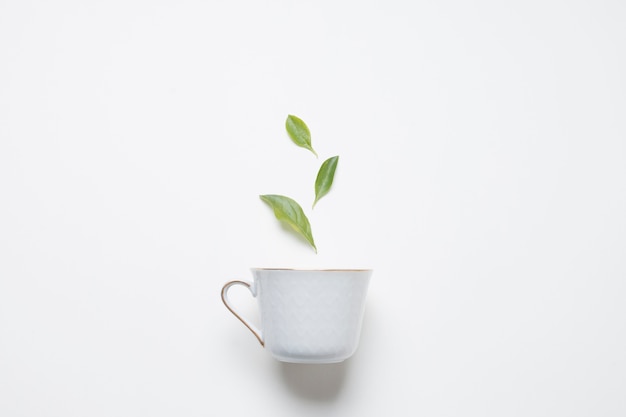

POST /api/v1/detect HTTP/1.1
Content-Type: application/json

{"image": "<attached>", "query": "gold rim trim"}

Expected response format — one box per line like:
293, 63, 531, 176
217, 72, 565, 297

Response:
251, 268, 372, 272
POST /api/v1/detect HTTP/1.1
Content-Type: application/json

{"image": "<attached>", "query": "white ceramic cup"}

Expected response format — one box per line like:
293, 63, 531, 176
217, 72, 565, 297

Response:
221, 268, 372, 364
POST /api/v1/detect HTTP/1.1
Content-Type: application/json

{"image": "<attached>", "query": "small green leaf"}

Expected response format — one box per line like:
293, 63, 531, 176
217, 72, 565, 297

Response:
285, 115, 318, 157
313, 156, 339, 208
260, 194, 317, 253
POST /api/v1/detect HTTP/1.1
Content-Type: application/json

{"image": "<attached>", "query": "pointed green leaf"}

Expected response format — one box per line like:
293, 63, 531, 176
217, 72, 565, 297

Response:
313, 156, 339, 208
260, 194, 317, 253
285, 115, 318, 157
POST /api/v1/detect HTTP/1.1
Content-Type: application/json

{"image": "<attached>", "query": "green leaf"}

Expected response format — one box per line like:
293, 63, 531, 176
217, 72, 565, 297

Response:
313, 155, 339, 208
260, 194, 317, 253
285, 115, 318, 157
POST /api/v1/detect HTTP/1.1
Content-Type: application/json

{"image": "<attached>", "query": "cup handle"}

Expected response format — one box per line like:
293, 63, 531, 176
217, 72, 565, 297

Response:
221, 280, 264, 347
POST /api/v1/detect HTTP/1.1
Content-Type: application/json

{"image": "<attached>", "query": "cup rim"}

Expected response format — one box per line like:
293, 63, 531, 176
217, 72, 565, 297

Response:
251, 267, 372, 272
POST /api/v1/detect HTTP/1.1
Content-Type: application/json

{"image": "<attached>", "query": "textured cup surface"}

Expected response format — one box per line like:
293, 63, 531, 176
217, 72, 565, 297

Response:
252, 268, 372, 363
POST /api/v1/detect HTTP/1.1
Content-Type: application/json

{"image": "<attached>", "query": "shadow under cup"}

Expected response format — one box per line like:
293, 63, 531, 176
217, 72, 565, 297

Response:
222, 268, 372, 364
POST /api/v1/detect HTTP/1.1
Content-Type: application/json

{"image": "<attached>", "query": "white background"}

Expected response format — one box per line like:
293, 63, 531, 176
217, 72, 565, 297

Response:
1, 0, 625, 416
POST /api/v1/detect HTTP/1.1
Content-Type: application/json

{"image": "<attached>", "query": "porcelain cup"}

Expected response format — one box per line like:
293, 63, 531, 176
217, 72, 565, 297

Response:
221, 268, 372, 364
